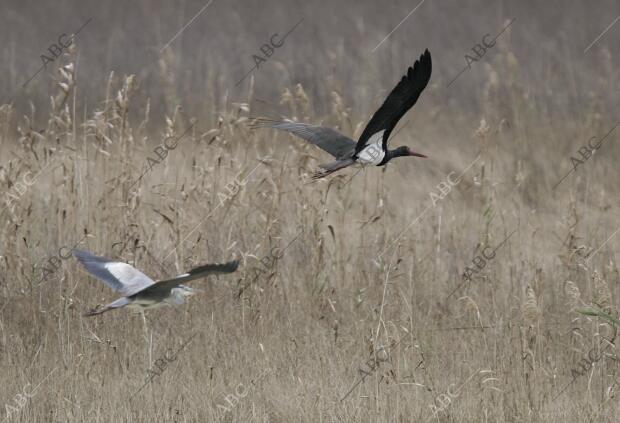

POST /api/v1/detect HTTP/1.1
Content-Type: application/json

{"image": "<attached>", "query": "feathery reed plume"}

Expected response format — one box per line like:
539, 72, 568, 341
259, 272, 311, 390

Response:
279, 87, 296, 119
522, 285, 540, 327
294, 84, 311, 121
564, 280, 583, 312
592, 270, 613, 314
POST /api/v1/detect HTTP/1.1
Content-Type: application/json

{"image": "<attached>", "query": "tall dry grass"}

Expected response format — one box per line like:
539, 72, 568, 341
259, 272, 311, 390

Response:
1, 1, 620, 421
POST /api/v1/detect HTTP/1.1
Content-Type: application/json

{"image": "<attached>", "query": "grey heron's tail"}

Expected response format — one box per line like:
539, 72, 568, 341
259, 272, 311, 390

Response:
84, 297, 130, 317
84, 308, 109, 316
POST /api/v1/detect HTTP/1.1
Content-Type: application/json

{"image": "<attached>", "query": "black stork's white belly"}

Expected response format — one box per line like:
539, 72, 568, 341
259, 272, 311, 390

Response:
355, 130, 386, 166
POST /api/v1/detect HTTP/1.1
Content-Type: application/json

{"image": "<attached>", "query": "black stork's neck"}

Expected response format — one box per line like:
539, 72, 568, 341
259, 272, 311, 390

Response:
380, 146, 427, 166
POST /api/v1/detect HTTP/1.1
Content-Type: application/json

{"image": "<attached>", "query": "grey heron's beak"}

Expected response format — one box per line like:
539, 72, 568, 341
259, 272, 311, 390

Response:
179, 285, 203, 295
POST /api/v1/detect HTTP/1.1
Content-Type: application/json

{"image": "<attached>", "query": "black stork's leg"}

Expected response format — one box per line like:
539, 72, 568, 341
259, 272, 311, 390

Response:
312, 158, 356, 179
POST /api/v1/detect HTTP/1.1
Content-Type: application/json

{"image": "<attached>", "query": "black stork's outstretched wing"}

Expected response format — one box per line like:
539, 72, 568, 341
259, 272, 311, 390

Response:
355, 49, 432, 154
250, 119, 357, 160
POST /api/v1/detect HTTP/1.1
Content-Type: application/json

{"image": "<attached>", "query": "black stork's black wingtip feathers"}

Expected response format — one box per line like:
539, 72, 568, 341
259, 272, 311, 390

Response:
407, 49, 432, 81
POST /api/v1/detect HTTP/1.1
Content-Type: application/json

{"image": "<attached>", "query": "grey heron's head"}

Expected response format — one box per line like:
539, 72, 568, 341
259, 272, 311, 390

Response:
177, 284, 201, 296
168, 285, 202, 305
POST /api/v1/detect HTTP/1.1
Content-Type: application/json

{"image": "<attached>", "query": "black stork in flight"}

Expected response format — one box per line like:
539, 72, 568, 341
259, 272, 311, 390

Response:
252, 49, 431, 179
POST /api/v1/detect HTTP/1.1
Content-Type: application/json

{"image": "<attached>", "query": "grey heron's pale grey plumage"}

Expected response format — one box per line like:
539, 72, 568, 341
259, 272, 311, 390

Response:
73, 249, 239, 316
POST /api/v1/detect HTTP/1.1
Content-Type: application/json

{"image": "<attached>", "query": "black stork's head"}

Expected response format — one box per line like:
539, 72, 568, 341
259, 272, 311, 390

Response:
387, 145, 427, 162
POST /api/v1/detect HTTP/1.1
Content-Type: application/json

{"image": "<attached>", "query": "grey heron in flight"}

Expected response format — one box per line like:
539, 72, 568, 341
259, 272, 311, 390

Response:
73, 249, 239, 316
252, 49, 432, 178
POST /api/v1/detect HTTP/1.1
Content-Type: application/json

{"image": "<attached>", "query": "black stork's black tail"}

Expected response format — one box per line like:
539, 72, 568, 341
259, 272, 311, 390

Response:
312, 158, 356, 179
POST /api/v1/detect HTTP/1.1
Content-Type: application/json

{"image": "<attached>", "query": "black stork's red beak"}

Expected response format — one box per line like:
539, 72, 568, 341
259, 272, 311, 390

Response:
408, 149, 427, 158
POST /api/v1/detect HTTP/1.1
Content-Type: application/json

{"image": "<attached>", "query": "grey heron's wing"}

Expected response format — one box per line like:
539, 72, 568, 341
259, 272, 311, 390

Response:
130, 260, 239, 297
73, 249, 155, 296
251, 118, 356, 159
356, 49, 431, 153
